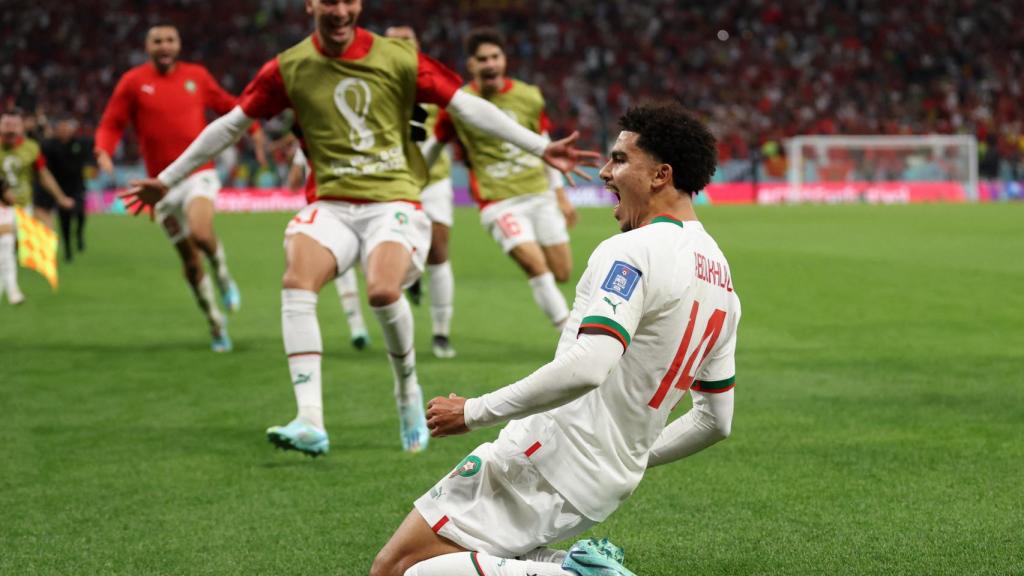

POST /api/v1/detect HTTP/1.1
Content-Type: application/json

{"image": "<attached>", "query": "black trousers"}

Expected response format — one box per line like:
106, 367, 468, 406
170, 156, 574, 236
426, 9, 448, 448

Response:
58, 194, 86, 260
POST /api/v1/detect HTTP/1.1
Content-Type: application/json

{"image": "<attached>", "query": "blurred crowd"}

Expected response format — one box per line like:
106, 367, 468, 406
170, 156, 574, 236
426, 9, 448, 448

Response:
4, 0, 1022, 185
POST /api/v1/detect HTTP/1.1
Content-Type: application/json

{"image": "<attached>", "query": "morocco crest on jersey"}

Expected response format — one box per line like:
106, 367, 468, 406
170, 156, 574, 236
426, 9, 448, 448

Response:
448, 455, 482, 479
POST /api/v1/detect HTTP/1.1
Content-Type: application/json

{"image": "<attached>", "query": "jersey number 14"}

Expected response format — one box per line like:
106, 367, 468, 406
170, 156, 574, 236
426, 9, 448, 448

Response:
648, 301, 726, 409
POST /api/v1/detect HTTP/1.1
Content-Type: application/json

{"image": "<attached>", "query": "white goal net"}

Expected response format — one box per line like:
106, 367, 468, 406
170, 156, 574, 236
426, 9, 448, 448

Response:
784, 135, 979, 202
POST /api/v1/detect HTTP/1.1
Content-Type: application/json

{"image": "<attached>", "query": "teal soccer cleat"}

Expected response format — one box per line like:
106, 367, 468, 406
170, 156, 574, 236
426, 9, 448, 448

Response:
211, 328, 233, 353
266, 418, 329, 457
222, 280, 241, 313
562, 538, 637, 576
399, 402, 429, 453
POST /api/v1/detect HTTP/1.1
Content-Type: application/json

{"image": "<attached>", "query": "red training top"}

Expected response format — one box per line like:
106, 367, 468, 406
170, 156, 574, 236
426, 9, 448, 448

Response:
95, 61, 252, 177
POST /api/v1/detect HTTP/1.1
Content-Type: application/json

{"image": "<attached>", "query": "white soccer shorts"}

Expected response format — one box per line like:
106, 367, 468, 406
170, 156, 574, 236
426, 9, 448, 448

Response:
479, 191, 569, 254
413, 438, 596, 558
284, 199, 431, 288
155, 168, 221, 243
421, 177, 454, 228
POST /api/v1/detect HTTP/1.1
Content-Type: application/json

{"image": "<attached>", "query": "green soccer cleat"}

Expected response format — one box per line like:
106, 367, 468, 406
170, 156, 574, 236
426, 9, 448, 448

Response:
399, 401, 429, 453
266, 418, 329, 457
562, 538, 636, 576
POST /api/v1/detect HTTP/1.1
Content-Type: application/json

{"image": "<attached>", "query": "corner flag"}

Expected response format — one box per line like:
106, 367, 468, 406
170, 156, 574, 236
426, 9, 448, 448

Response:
15, 207, 58, 291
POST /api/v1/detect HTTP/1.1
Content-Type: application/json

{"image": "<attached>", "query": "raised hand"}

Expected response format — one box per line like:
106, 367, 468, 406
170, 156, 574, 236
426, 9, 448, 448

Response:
119, 178, 169, 220
543, 131, 602, 186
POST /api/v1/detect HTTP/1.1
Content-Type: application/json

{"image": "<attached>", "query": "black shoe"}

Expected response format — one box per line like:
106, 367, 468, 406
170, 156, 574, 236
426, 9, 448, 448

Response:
432, 335, 456, 359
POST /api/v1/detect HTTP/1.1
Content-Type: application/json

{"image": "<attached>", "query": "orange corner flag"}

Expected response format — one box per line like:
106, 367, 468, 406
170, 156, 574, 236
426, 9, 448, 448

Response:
15, 207, 59, 291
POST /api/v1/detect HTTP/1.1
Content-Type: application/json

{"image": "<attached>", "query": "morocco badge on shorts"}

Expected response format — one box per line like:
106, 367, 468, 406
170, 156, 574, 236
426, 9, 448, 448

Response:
449, 455, 482, 479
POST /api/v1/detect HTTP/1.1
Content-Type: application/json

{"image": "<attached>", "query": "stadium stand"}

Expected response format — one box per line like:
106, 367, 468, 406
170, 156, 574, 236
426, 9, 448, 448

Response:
3, 0, 1021, 183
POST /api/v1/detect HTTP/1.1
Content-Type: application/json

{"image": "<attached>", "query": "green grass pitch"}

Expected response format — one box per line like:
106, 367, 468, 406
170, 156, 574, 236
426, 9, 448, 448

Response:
2, 204, 1022, 575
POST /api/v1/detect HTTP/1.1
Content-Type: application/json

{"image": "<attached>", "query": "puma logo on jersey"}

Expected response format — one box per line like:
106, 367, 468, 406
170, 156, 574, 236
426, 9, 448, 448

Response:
293, 372, 312, 385
141, 84, 155, 95
603, 296, 621, 314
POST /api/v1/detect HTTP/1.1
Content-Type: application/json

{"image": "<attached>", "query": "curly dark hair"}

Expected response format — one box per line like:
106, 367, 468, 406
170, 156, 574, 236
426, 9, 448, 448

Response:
619, 103, 717, 195
465, 27, 506, 56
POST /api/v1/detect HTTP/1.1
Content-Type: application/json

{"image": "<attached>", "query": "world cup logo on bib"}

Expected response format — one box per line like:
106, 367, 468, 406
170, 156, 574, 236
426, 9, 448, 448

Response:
333, 78, 375, 152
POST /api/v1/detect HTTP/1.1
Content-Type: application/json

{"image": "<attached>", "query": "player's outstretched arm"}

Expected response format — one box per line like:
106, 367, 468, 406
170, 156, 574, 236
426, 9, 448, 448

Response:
426, 334, 624, 437
646, 389, 734, 468
446, 91, 601, 184
120, 106, 254, 215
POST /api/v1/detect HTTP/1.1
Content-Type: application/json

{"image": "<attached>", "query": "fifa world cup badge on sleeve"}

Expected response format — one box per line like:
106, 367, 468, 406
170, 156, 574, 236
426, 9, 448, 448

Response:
602, 261, 642, 300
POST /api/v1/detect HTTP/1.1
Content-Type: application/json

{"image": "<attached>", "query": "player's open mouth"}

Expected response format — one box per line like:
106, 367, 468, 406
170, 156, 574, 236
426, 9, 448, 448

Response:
606, 185, 620, 204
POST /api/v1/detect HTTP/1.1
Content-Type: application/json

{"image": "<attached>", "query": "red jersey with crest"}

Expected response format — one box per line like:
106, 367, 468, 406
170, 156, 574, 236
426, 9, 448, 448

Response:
96, 61, 244, 177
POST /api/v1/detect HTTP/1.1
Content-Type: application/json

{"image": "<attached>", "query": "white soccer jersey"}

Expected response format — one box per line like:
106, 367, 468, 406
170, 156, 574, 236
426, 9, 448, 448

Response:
498, 214, 741, 521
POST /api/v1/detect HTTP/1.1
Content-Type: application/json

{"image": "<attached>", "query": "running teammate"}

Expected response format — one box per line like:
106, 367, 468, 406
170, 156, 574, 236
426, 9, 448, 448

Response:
288, 144, 370, 350
372, 104, 739, 576
96, 23, 266, 352
430, 28, 576, 330
119, 0, 598, 456
386, 25, 458, 359
0, 111, 75, 304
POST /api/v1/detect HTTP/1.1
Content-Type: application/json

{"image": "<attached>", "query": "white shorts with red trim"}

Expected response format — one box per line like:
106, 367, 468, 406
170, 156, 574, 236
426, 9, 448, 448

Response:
155, 169, 221, 243
413, 438, 595, 558
421, 177, 454, 228
284, 199, 431, 288
479, 191, 569, 254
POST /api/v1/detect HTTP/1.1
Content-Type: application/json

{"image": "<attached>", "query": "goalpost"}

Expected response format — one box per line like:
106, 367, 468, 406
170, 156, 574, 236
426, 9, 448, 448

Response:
784, 135, 979, 202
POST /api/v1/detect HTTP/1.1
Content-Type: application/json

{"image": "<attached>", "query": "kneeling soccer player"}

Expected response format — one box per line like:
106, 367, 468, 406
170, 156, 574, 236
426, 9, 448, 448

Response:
372, 103, 741, 576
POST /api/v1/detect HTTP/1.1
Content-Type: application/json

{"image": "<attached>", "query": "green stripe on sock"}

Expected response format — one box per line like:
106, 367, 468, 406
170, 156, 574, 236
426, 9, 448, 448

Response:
580, 315, 631, 346
696, 376, 735, 390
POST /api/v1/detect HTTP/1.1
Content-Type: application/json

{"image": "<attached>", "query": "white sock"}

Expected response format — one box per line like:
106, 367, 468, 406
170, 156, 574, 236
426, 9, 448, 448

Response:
282, 289, 324, 430
208, 241, 233, 290
191, 274, 225, 333
528, 272, 569, 328
0, 233, 19, 301
427, 261, 454, 337
404, 551, 571, 576
334, 268, 367, 336
371, 297, 420, 404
